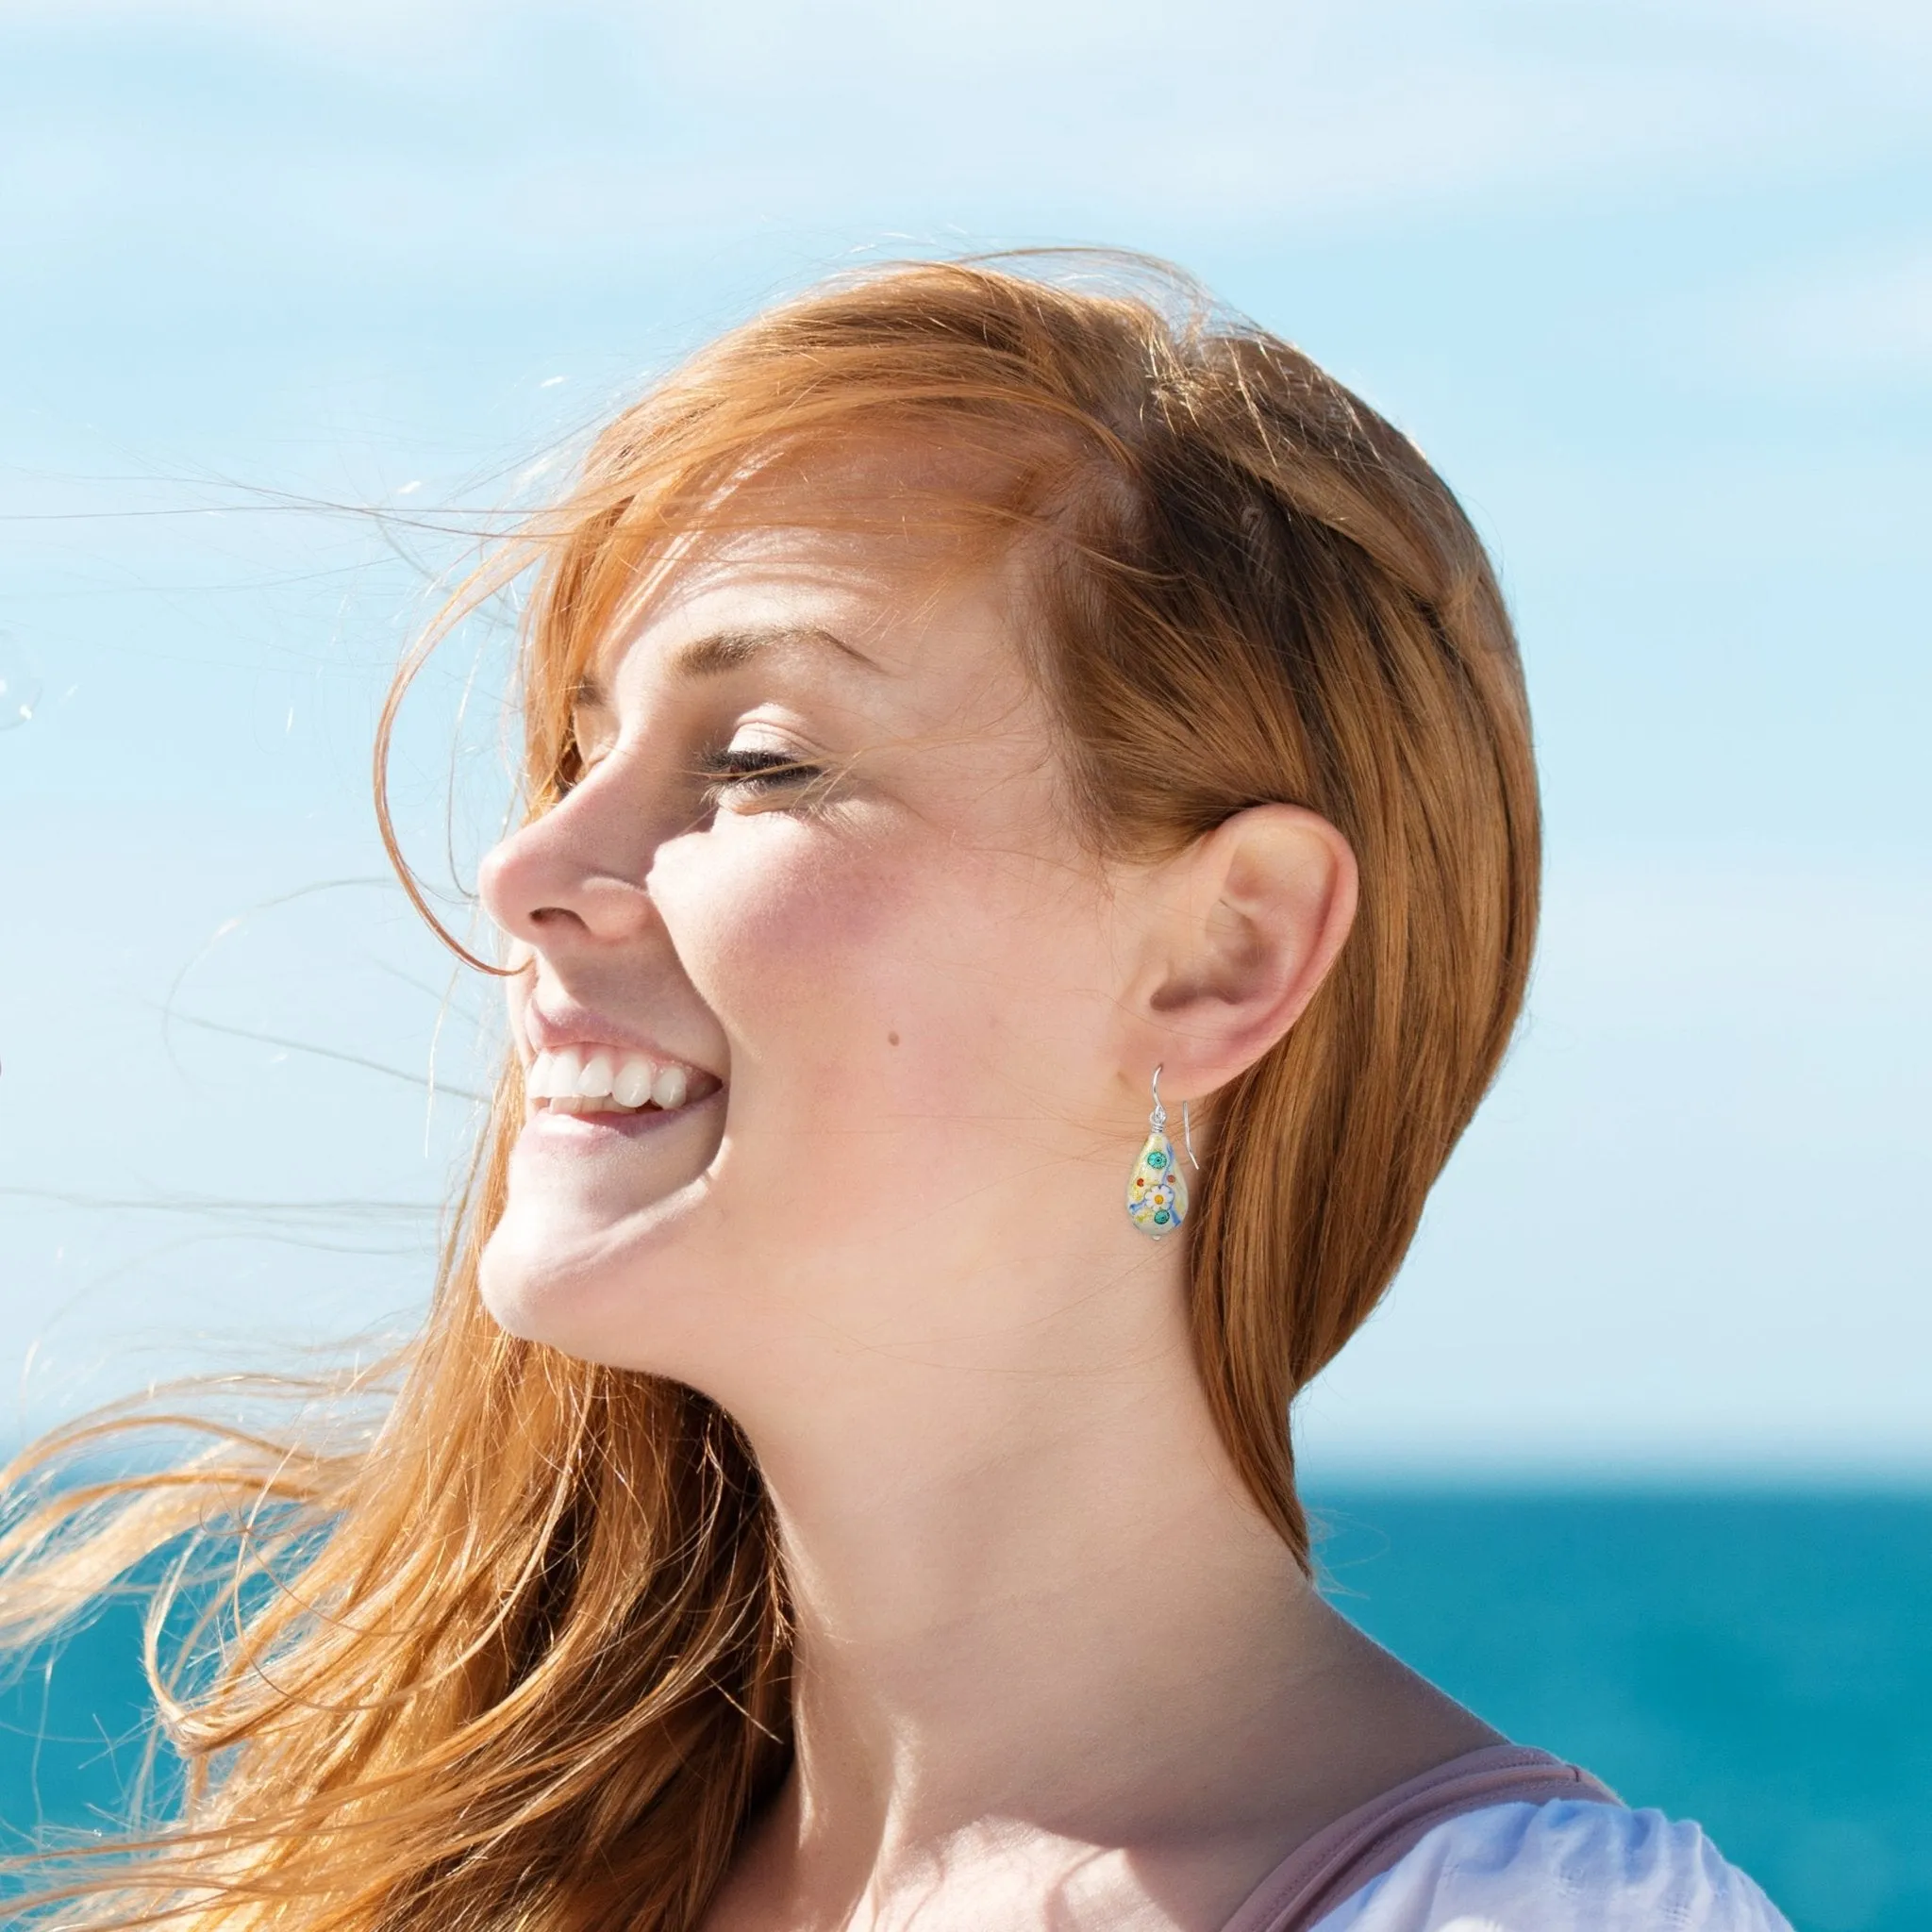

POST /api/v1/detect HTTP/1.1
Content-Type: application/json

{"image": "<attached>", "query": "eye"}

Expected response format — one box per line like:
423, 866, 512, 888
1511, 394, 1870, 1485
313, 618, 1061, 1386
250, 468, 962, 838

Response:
695, 744, 830, 810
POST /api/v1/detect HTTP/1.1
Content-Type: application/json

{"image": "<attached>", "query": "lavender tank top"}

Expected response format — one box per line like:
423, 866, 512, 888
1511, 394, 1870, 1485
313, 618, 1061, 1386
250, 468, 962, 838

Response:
1219, 1744, 1623, 1932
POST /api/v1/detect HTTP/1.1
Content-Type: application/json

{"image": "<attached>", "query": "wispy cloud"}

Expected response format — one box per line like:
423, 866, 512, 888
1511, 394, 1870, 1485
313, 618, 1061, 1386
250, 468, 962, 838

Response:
1723, 246, 1932, 381
3, 0, 1926, 294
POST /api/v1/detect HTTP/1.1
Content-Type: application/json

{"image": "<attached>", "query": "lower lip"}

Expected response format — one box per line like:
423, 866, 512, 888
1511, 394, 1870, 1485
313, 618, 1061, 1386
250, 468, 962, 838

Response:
521, 1087, 724, 1144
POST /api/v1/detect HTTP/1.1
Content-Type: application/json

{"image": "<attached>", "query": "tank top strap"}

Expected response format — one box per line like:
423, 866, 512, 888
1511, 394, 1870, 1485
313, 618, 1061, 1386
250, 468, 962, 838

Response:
1219, 1743, 1624, 1932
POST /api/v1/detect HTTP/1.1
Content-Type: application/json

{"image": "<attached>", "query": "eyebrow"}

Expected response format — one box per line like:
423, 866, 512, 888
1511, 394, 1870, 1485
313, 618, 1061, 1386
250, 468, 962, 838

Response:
573, 623, 884, 720
665, 623, 883, 681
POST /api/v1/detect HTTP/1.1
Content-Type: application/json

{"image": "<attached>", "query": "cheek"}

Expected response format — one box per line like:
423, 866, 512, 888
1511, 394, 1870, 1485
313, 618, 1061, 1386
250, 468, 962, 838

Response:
653, 820, 1105, 1131
656, 820, 968, 1067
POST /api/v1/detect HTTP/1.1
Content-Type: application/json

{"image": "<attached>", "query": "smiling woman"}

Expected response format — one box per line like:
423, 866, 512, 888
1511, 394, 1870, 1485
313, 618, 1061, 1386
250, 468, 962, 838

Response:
0, 256, 1789, 1931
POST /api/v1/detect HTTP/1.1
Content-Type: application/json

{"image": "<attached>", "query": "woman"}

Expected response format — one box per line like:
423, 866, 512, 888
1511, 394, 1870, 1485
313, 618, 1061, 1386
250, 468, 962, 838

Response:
1, 256, 1788, 1930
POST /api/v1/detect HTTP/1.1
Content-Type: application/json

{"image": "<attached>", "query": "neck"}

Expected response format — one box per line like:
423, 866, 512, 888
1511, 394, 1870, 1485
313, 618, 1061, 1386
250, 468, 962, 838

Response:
705, 1231, 1497, 1932
729, 1241, 1331, 1890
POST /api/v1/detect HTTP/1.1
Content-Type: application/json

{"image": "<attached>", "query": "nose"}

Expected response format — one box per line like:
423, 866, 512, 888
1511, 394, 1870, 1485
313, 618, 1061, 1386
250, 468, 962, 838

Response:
477, 767, 660, 953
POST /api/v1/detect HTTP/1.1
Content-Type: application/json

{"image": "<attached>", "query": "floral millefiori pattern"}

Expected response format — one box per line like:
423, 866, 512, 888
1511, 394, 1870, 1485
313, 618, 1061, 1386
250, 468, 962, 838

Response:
1125, 1128, 1189, 1237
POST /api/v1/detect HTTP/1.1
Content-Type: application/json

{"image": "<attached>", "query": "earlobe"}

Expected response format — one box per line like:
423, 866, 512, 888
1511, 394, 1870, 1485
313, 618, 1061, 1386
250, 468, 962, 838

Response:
1131, 804, 1357, 1096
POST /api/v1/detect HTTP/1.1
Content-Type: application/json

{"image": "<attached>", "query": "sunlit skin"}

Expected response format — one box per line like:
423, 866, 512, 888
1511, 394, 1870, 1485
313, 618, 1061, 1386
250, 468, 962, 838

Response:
476, 472, 1499, 1932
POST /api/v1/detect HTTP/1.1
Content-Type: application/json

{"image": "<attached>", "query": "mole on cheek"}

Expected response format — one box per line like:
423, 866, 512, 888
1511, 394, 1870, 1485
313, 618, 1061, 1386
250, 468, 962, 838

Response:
888, 1030, 900, 1046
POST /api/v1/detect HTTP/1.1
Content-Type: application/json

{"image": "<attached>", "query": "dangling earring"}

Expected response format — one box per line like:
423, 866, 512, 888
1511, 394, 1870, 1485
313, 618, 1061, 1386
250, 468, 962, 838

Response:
1126, 1064, 1197, 1240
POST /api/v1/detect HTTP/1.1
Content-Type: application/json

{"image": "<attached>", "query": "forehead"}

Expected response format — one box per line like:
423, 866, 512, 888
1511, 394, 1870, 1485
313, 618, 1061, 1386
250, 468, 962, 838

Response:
590, 515, 1040, 726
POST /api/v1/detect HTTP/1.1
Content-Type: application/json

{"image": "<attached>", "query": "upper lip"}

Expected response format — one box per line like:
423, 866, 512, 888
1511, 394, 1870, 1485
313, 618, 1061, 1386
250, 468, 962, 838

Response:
522, 996, 718, 1077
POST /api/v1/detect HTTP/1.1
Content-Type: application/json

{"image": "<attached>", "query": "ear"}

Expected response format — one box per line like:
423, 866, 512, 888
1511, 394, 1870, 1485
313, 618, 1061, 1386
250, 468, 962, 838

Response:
1121, 804, 1357, 1102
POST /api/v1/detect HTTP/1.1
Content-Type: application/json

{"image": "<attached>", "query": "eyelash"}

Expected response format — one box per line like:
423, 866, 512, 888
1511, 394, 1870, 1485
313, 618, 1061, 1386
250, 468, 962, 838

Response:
695, 745, 827, 806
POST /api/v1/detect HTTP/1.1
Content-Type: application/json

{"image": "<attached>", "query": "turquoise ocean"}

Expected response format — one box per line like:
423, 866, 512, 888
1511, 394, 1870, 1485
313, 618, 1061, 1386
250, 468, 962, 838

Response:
3, 1489, 1925, 1931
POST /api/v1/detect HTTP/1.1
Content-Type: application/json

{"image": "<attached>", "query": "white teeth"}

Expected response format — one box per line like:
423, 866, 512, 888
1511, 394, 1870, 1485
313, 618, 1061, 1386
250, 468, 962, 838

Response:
527, 1042, 698, 1113
612, 1057, 656, 1108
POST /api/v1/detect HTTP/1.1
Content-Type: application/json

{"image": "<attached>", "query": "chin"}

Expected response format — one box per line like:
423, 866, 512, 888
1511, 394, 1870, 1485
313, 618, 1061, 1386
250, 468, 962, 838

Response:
475, 1185, 722, 1377
477, 1086, 734, 1349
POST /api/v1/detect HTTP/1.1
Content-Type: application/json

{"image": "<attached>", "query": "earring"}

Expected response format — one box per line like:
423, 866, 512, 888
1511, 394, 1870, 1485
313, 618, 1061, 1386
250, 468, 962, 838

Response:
1126, 1065, 1196, 1240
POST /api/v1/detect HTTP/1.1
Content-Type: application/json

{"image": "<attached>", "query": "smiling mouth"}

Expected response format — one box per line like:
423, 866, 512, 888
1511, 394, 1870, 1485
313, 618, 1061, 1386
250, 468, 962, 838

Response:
525, 1046, 722, 1118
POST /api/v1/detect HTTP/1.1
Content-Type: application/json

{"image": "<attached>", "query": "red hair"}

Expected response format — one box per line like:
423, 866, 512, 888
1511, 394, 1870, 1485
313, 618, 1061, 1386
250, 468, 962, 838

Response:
1, 253, 1537, 1929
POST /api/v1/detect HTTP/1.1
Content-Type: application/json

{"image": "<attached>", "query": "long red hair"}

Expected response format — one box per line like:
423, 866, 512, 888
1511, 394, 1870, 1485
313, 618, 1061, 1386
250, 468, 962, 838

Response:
0, 254, 1538, 1929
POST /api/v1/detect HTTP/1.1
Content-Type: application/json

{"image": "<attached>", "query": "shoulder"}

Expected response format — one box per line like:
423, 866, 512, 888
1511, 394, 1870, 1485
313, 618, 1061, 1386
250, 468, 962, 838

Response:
1312, 1800, 1792, 1932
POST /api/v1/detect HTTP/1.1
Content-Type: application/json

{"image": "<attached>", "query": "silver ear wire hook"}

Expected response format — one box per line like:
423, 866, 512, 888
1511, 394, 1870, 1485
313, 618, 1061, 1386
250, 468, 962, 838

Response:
1150, 1065, 1200, 1171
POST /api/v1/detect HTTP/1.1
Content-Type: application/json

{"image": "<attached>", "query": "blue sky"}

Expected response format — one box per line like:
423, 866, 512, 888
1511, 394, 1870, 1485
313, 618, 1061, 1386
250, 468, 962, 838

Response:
2, 0, 1927, 1471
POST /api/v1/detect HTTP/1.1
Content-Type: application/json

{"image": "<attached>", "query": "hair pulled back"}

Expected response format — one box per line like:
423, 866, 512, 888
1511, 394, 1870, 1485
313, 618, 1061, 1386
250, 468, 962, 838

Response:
0, 255, 1537, 1930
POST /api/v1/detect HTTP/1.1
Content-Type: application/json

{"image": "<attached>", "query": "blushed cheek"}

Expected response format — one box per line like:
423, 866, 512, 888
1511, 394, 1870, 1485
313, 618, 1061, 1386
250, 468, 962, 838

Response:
661, 830, 916, 1012
656, 827, 1012, 1119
